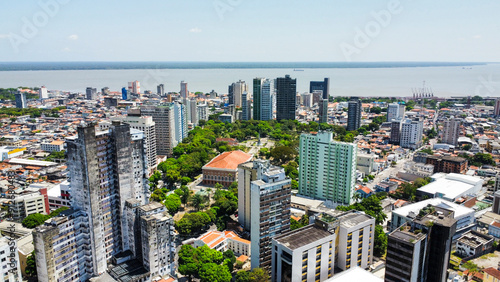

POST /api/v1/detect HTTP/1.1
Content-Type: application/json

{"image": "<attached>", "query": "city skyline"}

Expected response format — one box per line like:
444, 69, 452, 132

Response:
1, 1, 499, 62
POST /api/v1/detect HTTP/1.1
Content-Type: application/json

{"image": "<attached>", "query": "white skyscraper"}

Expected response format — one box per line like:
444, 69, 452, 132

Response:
400, 118, 424, 149
387, 103, 405, 122
197, 103, 208, 122
123, 112, 157, 174
298, 132, 357, 206
39, 86, 48, 100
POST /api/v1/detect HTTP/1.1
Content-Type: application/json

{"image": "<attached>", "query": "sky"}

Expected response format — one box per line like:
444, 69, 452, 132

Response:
0, 0, 499, 62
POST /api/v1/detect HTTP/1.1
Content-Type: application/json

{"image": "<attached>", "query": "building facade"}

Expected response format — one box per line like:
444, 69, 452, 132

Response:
141, 104, 176, 157
347, 99, 361, 131
271, 217, 338, 282
387, 103, 405, 122
66, 122, 148, 275
442, 118, 460, 146
123, 112, 157, 174
180, 81, 188, 99
202, 150, 253, 187
34, 209, 92, 282
253, 78, 274, 121
276, 75, 297, 121
15, 91, 26, 109
425, 155, 467, 174
86, 87, 97, 100
400, 118, 424, 149
299, 132, 357, 205
309, 78, 330, 100
250, 163, 291, 270
241, 91, 251, 121
319, 99, 329, 124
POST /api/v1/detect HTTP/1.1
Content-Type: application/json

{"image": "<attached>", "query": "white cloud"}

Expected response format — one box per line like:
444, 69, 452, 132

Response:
189, 27, 202, 33
62, 47, 71, 52
0, 34, 11, 39
473, 35, 482, 39
68, 34, 79, 40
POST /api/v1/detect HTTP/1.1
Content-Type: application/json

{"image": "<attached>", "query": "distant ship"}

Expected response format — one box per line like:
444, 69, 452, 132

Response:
293, 69, 304, 71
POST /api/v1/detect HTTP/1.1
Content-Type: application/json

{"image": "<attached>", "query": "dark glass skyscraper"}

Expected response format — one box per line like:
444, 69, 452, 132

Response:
276, 75, 296, 121
347, 98, 362, 131
310, 77, 330, 100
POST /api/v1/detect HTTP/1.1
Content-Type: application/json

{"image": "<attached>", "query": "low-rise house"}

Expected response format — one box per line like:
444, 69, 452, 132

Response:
455, 230, 494, 259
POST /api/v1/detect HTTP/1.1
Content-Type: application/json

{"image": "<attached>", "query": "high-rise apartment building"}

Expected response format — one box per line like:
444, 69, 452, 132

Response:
86, 87, 97, 100
347, 99, 362, 131
180, 81, 188, 99
141, 104, 175, 157
157, 84, 165, 96
139, 203, 176, 277
66, 122, 149, 275
128, 81, 140, 95
39, 86, 48, 100
173, 101, 188, 145
386, 103, 405, 122
101, 87, 110, 96
271, 214, 338, 282
34, 122, 175, 281
335, 211, 375, 271
241, 91, 251, 121
276, 75, 297, 121
15, 91, 26, 109
229, 80, 248, 107
389, 120, 402, 145
228, 84, 234, 105
253, 78, 274, 121
249, 160, 291, 270
123, 110, 157, 173
299, 132, 357, 205
495, 98, 500, 117
400, 118, 424, 149
34, 209, 92, 281
442, 118, 460, 146
310, 78, 330, 100
385, 206, 457, 282
319, 99, 329, 123
238, 159, 267, 231
197, 103, 208, 122
188, 98, 198, 126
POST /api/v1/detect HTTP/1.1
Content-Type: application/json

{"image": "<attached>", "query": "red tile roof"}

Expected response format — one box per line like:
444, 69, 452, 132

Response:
203, 150, 252, 170
484, 267, 500, 279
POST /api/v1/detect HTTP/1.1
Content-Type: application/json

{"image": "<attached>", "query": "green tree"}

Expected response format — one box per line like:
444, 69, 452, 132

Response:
236, 270, 250, 282
249, 268, 269, 282
269, 146, 296, 165
22, 213, 51, 228
374, 225, 387, 257
164, 194, 182, 215
25, 251, 37, 277
192, 193, 207, 211
179, 185, 191, 206
181, 176, 192, 185
49, 206, 69, 217
223, 249, 236, 264
199, 263, 232, 282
